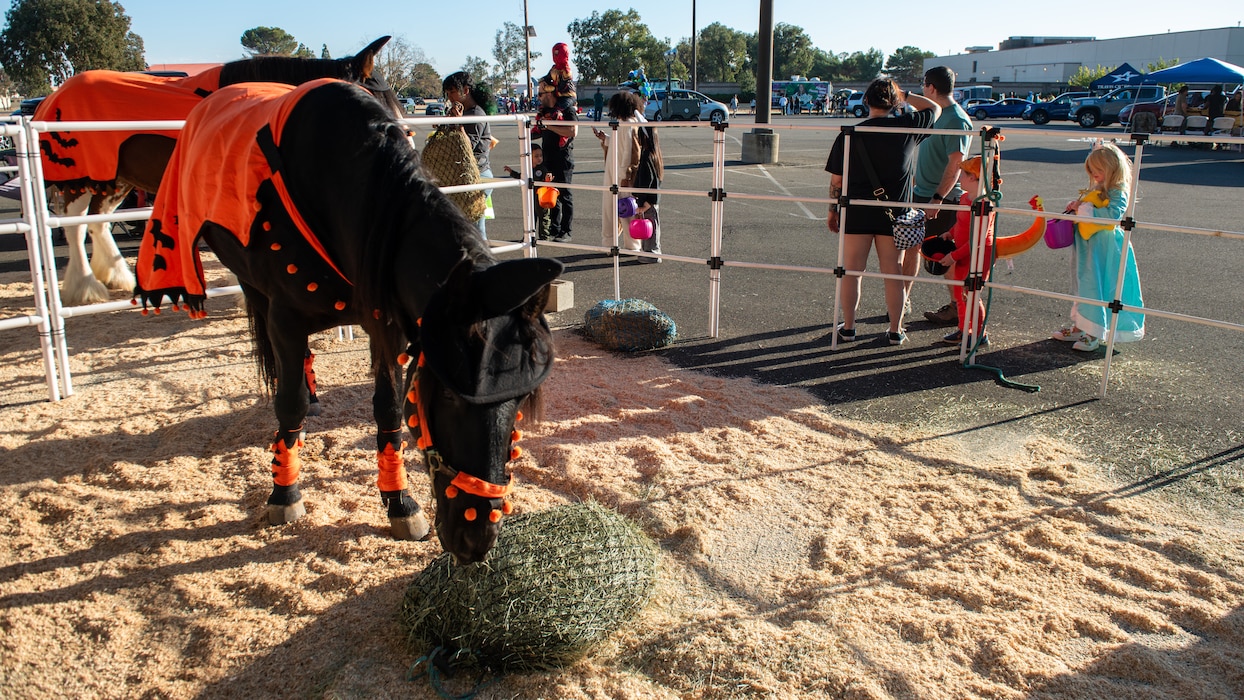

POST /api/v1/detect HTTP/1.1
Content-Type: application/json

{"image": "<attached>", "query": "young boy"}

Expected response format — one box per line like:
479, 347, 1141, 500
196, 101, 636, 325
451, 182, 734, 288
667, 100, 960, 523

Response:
937, 156, 995, 346
503, 144, 552, 240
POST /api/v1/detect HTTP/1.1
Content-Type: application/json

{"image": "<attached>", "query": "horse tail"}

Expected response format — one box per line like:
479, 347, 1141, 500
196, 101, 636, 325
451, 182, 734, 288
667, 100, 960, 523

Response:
242, 291, 278, 396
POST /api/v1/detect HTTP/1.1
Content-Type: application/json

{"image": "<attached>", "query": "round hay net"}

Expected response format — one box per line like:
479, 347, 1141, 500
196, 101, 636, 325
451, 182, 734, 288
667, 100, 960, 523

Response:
583, 298, 677, 352
1131, 111, 1158, 134
421, 126, 487, 221
401, 502, 659, 672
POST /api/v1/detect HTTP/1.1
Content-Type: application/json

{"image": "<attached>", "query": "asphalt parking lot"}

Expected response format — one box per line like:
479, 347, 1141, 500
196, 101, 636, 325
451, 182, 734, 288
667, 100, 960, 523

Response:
485, 113, 1244, 505
3, 111, 1242, 506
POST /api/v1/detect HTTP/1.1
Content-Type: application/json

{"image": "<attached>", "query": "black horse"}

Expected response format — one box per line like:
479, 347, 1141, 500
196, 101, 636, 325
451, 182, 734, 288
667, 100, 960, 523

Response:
134, 79, 561, 564
36, 36, 401, 307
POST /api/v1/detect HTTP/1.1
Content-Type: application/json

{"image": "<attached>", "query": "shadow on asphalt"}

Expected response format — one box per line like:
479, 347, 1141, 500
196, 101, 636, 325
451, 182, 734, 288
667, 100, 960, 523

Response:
659, 323, 1104, 406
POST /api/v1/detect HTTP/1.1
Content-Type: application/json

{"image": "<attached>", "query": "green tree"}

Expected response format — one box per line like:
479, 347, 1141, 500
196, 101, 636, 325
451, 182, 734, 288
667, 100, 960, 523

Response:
0, 0, 144, 95
320, 44, 331, 59
694, 22, 749, 83
808, 49, 841, 82
409, 61, 441, 98
885, 46, 935, 83
240, 26, 299, 56
460, 55, 493, 90
1068, 64, 1111, 88
772, 23, 815, 80
293, 43, 314, 59
1146, 57, 1178, 72
568, 10, 674, 85
493, 22, 541, 95
841, 49, 884, 81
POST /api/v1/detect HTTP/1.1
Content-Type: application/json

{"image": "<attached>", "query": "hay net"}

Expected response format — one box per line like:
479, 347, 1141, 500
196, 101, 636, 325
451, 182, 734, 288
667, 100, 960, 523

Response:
583, 298, 677, 352
401, 502, 658, 672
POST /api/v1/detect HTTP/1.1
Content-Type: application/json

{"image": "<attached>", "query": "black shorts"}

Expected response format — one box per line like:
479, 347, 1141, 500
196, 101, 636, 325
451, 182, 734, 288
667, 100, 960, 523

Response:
914, 193, 957, 237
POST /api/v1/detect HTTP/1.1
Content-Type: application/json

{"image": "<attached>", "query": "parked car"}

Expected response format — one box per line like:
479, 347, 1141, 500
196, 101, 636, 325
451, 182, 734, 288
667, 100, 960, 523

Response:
1118, 90, 1209, 127
846, 91, 866, 117
1022, 92, 1091, 125
970, 98, 1035, 120
1069, 85, 1167, 128
15, 96, 45, 116
644, 90, 729, 124
961, 98, 993, 112
424, 102, 446, 116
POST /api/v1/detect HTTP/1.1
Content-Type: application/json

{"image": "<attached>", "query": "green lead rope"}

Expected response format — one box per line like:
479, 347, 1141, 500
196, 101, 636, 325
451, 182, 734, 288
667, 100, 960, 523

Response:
408, 646, 500, 700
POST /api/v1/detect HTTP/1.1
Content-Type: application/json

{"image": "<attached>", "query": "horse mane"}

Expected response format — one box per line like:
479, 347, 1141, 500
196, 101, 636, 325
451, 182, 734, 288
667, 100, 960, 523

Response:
218, 56, 361, 88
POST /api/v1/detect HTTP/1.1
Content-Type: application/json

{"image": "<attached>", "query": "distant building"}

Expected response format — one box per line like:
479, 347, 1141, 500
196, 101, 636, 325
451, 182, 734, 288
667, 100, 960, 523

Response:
925, 26, 1244, 87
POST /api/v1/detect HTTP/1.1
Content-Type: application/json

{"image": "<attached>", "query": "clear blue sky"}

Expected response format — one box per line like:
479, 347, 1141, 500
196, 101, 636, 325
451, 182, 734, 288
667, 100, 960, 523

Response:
12, 0, 1236, 77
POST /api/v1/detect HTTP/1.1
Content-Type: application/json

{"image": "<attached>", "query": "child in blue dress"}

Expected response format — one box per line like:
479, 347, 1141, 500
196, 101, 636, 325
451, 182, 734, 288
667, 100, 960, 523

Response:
1051, 142, 1145, 351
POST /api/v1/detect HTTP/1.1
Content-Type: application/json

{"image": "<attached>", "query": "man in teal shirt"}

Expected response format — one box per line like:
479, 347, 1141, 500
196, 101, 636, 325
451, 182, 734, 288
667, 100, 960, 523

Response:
911, 67, 973, 325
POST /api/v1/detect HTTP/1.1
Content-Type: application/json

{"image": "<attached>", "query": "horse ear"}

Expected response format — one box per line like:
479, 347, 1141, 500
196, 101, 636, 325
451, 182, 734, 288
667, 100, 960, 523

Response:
352, 36, 392, 80
473, 258, 563, 319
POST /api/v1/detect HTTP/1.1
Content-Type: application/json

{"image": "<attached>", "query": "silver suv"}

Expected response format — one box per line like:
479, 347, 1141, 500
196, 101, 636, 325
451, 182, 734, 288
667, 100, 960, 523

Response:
1069, 86, 1166, 128
644, 90, 730, 124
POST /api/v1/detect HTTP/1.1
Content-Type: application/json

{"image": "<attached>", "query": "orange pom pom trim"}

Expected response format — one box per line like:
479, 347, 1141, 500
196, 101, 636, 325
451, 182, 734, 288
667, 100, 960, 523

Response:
510, 446, 522, 460
463, 508, 477, 522
397, 353, 410, 366
334, 301, 346, 311
270, 243, 281, 251
286, 264, 298, 274
489, 509, 502, 523
501, 499, 513, 514
445, 484, 459, 499
306, 283, 318, 292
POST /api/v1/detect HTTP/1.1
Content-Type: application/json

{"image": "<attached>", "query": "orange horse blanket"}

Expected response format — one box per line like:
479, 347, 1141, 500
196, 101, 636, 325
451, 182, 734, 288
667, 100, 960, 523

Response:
135, 79, 347, 313
33, 67, 223, 188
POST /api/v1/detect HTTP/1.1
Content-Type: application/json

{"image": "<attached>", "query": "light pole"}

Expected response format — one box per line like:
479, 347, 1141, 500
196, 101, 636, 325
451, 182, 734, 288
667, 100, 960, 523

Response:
523, 0, 535, 107
691, 0, 697, 92
664, 47, 677, 119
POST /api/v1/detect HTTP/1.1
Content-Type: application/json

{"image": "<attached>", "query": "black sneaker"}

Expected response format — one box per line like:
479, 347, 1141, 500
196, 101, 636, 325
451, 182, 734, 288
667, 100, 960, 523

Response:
836, 323, 856, 342
939, 330, 963, 345
888, 330, 908, 346
552, 233, 572, 243
923, 303, 958, 325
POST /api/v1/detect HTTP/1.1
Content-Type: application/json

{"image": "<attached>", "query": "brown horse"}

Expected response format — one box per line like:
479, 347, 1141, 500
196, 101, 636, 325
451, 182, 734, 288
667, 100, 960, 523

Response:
33, 37, 399, 306
134, 79, 561, 564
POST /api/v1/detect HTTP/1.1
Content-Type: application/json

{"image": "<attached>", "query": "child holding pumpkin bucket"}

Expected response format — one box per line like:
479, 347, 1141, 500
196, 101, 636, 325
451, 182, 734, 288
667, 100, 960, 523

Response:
630, 122, 664, 263
930, 156, 995, 346
1052, 142, 1145, 352
503, 144, 552, 240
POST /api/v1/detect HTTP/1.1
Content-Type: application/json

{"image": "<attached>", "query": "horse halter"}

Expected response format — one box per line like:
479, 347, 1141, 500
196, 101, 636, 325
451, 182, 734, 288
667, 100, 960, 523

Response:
402, 348, 520, 524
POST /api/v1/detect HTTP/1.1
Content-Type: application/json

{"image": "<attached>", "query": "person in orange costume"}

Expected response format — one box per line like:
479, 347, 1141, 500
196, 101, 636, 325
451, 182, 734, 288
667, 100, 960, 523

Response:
935, 156, 995, 346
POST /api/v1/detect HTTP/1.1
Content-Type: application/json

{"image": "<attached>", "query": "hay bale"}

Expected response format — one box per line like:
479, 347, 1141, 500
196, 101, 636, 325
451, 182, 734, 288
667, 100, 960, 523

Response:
400, 502, 659, 671
584, 298, 676, 352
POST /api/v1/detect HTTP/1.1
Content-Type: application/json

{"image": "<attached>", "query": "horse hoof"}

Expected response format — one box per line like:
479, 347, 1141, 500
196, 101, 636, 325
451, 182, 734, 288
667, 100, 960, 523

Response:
267, 500, 306, 525
306, 401, 322, 417
390, 513, 431, 541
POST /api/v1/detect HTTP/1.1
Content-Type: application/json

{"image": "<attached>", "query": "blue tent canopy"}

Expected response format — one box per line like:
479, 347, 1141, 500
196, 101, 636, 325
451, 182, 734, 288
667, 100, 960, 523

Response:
1090, 63, 1145, 90
1140, 57, 1244, 85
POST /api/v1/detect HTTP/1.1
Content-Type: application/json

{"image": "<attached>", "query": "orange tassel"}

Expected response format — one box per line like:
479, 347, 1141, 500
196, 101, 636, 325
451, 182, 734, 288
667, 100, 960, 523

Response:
510, 446, 522, 460
511, 430, 521, 442
270, 242, 281, 251
502, 499, 513, 514
406, 390, 417, 404
463, 508, 477, 522
286, 264, 298, 274
334, 301, 346, 311
407, 415, 419, 428
445, 485, 459, 499
489, 509, 502, 523
515, 410, 524, 422
306, 283, 318, 292
397, 353, 410, 366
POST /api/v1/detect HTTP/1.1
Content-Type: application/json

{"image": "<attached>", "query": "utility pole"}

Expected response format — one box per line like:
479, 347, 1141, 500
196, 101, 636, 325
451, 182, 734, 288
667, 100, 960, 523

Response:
741, 0, 778, 163
523, 0, 534, 105
691, 0, 697, 92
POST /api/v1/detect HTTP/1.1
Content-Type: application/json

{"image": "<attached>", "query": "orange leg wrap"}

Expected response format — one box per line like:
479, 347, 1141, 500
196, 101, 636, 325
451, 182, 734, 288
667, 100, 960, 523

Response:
377, 442, 408, 492
303, 351, 318, 395
271, 437, 303, 487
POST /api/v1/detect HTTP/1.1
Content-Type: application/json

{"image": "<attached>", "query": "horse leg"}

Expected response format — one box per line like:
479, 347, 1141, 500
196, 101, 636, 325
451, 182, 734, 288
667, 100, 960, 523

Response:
375, 363, 428, 540
87, 188, 137, 293
58, 190, 110, 305
304, 348, 321, 417
265, 321, 313, 526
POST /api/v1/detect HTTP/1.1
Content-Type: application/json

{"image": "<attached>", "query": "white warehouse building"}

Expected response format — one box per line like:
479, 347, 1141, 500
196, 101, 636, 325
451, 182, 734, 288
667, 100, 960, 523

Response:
925, 26, 1244, 87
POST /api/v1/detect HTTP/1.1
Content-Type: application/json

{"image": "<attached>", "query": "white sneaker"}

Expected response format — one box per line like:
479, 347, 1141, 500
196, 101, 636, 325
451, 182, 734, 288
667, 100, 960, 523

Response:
1072, 336, 1101, 352
1052, 326, 1086, 342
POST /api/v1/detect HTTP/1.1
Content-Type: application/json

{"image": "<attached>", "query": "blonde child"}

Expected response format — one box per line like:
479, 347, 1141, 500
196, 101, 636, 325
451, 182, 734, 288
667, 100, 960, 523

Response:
936, 156, 994, 346
1051, 142, 1145, 351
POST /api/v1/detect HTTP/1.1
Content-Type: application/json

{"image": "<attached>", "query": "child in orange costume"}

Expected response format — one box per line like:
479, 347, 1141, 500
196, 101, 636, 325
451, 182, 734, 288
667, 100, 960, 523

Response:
937, 156, 995, 345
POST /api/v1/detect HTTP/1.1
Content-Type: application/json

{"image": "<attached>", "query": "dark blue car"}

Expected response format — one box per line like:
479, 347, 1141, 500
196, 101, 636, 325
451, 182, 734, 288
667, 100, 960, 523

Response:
970, 98, 1035, 120
1022, 92, 1090, 125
